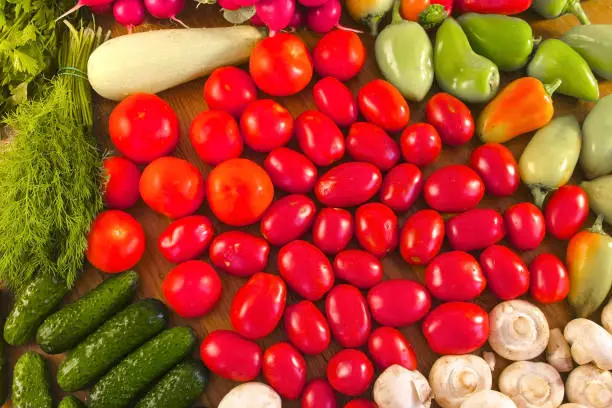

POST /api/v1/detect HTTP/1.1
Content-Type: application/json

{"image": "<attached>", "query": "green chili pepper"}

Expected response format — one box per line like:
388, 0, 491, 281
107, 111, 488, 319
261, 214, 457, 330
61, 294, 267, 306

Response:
561, 24, 612, 81
375, 1, 434, 101
531, 0, 590, 25
581, 95, 612, 180
582, 176, 612, 227
527, 39, 599, 101
434, 18, 500, 103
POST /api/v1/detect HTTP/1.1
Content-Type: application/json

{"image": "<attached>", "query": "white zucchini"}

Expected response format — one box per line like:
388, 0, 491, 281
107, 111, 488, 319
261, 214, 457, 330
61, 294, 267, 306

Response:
87, 27, 264, 101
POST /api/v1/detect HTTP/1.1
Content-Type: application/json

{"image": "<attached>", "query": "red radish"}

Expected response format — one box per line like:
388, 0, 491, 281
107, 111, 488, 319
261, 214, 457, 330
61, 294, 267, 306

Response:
256, 0, 296, 34
218, 0, 242, 9
91, 3, 113, 13
289, 7, 305, 29
235, 0, 262, 6
144, 0, 188, 28
56, 0, 115, 21
113, 0, 146, 33
298, 0, 328, 6
307, 0, 360, 34
250, 14, 265, 26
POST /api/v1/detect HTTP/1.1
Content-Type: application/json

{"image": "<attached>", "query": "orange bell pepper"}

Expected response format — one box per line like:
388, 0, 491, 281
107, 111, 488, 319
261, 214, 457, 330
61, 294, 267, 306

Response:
477, 77, 561, 143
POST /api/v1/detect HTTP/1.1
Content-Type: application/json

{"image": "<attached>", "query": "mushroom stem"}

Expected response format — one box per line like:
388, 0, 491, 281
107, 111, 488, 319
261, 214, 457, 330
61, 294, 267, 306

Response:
482, 352, 495, 372
564, 318, 612, 370
566, 364, 612, 408
546, 328, 573, 373
601, 298, 612, 334
374, 365, 433, 408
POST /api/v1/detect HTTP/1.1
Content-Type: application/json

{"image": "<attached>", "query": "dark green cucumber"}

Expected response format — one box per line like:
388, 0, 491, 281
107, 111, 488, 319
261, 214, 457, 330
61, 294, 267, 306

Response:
89, 327, 196, 408
37, 271, 139, 354
4, 274, 69, 346
58, 396, 86, 408
134, 360, 208, 408
12, 351, 52, 408
57, 299, 168, 392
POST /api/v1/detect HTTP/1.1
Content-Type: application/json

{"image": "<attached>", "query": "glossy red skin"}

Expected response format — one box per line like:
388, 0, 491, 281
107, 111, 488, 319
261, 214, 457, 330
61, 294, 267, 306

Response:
312, 30, 366, 81
469, 143, 519, 196
209, 231, 270, 277
367, 280, 431, 327
86, 210, 145, 273
424, 165, 485, 213
346, 122, 400, 171
260, 194, 316, 246
204, 66, 257, 118
400, 123, 442, 167
325, 284, 372, 348
279, 240, 335, 301
163, 260, 222, 318
358, 79, 410, 132
158, 215, 214, 263
264, 148, 318, 194
355, 203, 399, 258
530, 253, 570, 304
296, 110, 345, 166
368, 326, 417, 370
302, 379, 337, 408
425, 93, 474, 146
327, 349, 374, 397
400, 209, 445, 265
190, 110, 243, 165
103, 157, 141, 209
480, 245, 530, 300
240, 99, 294, 152
545, 185, 589, 240
504, 202, 546, 251
333, 250, 383, 289
313, 77, 358, 127
345, 401, 377, 408
313, 208, 354, 254
285, 301, 331, 355
422, 302, 489, 355
380, 164, 423, 211
425, 251, 486, 301
250, 33, 313, 96
109, 93, 179, 164
200, 330, 262, 381
263, 342, 307, 400
446, 208, 505, 251
315, 162, 382, 207
455, 0, 531, 14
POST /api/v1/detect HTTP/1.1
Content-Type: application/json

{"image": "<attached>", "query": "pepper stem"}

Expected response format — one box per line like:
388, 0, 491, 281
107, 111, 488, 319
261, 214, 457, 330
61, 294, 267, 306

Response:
368, 15, 383, 36
544, 79, 562, 96
589, 215, 606, 234
533, 36, 542, 46
391, 1, 403, 25
531, 185, 551, 208
566, 0, 591, 25
419, 4, 447, 29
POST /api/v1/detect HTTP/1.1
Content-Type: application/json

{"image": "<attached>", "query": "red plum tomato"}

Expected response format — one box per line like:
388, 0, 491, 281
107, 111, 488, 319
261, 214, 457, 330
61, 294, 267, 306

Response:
358, 79, 410, 132
315, 162, 382, 207
302, 379, 337, 408
295, 110, 345, 166
158, 215, 214, 263
480, 245, 529, 300
345, 401, 377, 408
260, 194, 316, 246
529, 253, 570, 304
325, 284, 372, 348
312, 30, 365, 81
424, 165, 484, 213
446, 208, 505, 251
425, 251, 486, 301
204, 66, 257, 118
400, 123, 442, 167
368, 327, 417, 370
367, 279, 431, 327
545, 185, 589, 240
200, 330, 262, 381
209, 231, 270, 277
380, 163, 423, 212
189, 110, 243, 165
263, 342, 307, 400
333, 250, 383, 289
264, 148, 318, 194
102, 157, 141, 209
313, 208, 354, 254
240, 99, 293, 152
400, 209, 445, 266
313, 77, 358, 127
284, 301, 331, 355
425, 93, 474, 146
504, 202, 546, 251
355, 203, 399, 258
347, 122, 400, 171
469, 143, 519, 196
327, 349, 374, 397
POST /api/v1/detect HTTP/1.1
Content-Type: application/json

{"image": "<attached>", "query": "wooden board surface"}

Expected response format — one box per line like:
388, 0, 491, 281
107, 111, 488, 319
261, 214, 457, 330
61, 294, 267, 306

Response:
6, 1, 612, 407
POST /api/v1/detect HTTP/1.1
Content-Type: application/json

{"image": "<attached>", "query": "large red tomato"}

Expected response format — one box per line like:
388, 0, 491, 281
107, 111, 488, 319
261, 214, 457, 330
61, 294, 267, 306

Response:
312, 30, 366, 81
240, 99, 294, 152
189, 110, 243, 165
203, 66, 257, 118
102, 156, 141, 210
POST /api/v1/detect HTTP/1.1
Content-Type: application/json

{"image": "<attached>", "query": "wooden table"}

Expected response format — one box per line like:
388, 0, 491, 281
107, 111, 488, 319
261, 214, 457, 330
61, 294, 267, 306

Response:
6, 2, 612, 407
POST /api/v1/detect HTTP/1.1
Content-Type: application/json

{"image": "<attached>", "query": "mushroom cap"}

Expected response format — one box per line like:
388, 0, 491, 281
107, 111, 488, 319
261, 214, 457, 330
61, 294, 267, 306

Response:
374, 365, 433, 408
559, 405, 589, 408
498, 361, 564, 408
546, 328, 573, 373
488, 300, 550, 361
564, 318, 612, 370
460, 390, 517, 408
218, 382, 281, 408
566, 364, 612, 408
601, 299, 612, 334
429, 355, 492, 408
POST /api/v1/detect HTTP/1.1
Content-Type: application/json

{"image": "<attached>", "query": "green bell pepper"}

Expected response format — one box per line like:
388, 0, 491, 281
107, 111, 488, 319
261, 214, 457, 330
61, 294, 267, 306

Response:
562, 24, 612, 81
531, 0, 590, 25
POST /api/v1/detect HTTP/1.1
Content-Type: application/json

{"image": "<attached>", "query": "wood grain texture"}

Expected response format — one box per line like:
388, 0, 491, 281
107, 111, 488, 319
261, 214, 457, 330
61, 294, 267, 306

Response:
5, 1, 612, 407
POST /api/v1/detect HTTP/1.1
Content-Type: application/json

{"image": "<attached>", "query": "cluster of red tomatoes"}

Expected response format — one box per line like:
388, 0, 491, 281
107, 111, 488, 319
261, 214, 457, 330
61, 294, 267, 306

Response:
85, 29, 590, 406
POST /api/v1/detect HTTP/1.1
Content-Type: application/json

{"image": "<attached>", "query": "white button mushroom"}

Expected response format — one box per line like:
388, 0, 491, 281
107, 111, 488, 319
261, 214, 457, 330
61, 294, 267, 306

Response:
218, 382, 282, 408
488, 300, 550, 361
564, 318, 612, 370
459, 390, 518, 408
498, 361, 564, 408
373, 364, 433, 408
428, 355, 492, 408
601, 298, 612, 334
546, 328, 573, 373
566, 364, 612, 408
559, 405, 590, 408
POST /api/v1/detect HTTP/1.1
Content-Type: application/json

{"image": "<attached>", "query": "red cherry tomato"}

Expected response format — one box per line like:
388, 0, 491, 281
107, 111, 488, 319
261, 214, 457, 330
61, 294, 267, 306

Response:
109, 93, 179, 164
278, 240, 335, 301
200, 330, 262, 381
163, 260, 222, 318
345, 401, 377, 408
284, 300, 331, 355
480, 245, 529, 300
204, 66, 257, 118
424, 165, 485, 213
333, 250, 383, 289
158, 215, 214, 263
545, 185, 589, 240
103, 157, 141, 209
380, 164, 423, 212
207, 158, 274, 226
313, 208, 354, 254
529, 253, 570, 304
422, 302, 489, 355
325, 284, 372, 348
264, 148, 318, 194
355, 203, 398, 258
86, 210, 145, 273
504, 202, 546, 251
263, 342, 307, 400
189, 110, 243, 165
470, 143, 519, 196
260, 194, 316, 246
327, 349, 374, 397
425, 93, 474, 146
312, 30, 365, 81
367, 280, 431, 327
313, 77, 358, 127
140, 157, 206, 219
315, 162, 382, 207
400, 209, 445, 266
209, 231, 270, 277
240, 99, 294, 152
302, 379, 337, 408
446, 208, 506, 251
400, 123, 442, 167
346, 122, 400, 171
250, 33, 313, 96
368, 326, 417, 370
295, 110, 345, 166
425, 251, 486, 301
358, 79, 410, 132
